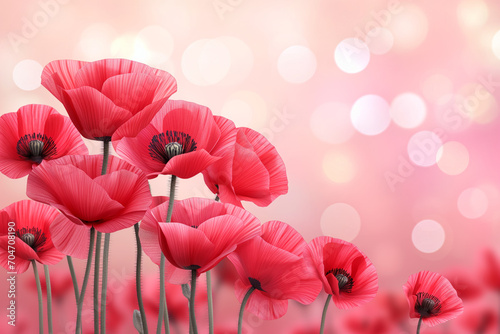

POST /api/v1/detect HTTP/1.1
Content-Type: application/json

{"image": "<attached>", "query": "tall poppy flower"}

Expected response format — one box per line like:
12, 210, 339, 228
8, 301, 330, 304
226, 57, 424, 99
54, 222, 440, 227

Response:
150, 197, 261, 275
0, 200, 64, 274
403, 271, 464, 327
304, 237, 378, 309
113, 100, 227, 179
41, 58, 177, 140
203, 125, 288, 207
228, 221, 322, 320
26, 154, 152, 258
0, 104, 88, 179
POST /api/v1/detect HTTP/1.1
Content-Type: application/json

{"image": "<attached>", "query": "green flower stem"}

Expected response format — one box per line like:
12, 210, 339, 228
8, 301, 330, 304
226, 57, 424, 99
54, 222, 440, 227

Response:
157, 175, 176, 334
43, 265, 53, 334
32, 260, 44, 334
76, 227, 96, 334
134, 223, 148, 334
98, 138, 110, 333
67, 256, 79, 302
238, 287, 255, 334
417, 316, 423, 334
319, 294, 332, 334
94, 231, 102, 334
189, 270, 199, 334
100, 233, 110, 334
101, 139, 110, 175
207, 271, 214, 334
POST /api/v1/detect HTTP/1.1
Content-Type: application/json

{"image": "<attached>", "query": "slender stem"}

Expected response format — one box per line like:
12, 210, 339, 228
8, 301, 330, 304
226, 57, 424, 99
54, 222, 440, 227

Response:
67, 256, 79, 301
101, 139, 110, 175
207, 271, 214, 334
190, 270, 199, 334
100, 233, 110, 334
94, 231, 102, 334
238, 287, 255, 334
417, 316, 423, 334
319, 294, 332, 334
76, 227, 96, 334
157, 175, 176, 334
32, 261, 44, 334
166, 176, 177, 222
134, 223, 148, 334
44, 265, 53, 334
98, 138, 110, 333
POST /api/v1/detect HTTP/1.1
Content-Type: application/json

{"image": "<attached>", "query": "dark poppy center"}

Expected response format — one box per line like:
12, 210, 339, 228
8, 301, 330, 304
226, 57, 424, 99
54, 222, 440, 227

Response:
325, 268, 354, 293
17, 133, 57, 164
415, 292, 441, 317
148, 131, 197, 164
16, 227, 47, 252
248, 277, 264, 291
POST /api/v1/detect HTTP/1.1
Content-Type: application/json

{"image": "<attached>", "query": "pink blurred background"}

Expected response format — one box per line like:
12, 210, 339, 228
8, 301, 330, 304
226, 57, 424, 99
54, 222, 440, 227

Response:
1, 0, 500, 333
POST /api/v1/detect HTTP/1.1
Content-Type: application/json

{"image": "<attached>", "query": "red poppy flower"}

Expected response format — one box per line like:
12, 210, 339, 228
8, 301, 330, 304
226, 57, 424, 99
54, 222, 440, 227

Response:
41, 58, 177, 140
26, 155, 152, 257
0, 104, 88, 179
113, 100, 227, 179
444, 267, 483, 301
0, 200, 64, 274
152, 197, 261, 275
203, 125, 288, 207
228, 221, 322, 320
138, 196, 190, 284
482, 249, 500, 291
304, 236, 378, 309
403, 271, 464, 327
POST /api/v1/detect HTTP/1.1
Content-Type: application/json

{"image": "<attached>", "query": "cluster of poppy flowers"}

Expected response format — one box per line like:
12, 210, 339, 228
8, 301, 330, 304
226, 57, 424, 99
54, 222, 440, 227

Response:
0, 58, 466, 334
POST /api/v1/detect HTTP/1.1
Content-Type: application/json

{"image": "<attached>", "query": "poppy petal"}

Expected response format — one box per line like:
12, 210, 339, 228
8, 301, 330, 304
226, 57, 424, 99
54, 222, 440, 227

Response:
62, 86, 132, 139
235, 279, 289, 320
157, 222, 215, 270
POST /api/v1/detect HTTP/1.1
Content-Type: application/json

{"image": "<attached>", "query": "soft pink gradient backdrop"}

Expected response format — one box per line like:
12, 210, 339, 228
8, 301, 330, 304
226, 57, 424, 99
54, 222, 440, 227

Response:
1, 0, 499, 333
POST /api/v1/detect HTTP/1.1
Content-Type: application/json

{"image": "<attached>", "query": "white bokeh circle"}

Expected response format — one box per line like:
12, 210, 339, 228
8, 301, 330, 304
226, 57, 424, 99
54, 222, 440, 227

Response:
412, 219, 446, 253
277, 45, 317, 83
335, 38, 371, 73
320, 203, 361, 241
390, 93, 427, 128
457, 188, 489, 219
351, 94, 391, 135
13, 59, 43, 91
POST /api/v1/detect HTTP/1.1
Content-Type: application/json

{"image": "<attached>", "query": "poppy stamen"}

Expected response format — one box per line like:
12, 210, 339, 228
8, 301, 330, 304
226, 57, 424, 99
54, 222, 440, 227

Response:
325, 268, 354, 293
415, 292, 442, 317
17, 133, 57, 164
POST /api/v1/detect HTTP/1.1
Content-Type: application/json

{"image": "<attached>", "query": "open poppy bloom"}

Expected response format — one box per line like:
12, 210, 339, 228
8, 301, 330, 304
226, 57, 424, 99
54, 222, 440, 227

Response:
0, 200, 64, 274
26, 155, 152, 257
203, 125, 288, 207
304, 236, 378, 309
403, 271, 464, 327
152, 197, 261, 275
41, 58, 177, 140
113, 100, 227, 179
228, 221, 322, 320
0, 104, 88, 179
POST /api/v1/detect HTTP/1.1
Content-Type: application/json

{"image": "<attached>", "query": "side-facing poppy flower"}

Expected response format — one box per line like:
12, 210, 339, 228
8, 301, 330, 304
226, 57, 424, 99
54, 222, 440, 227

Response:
26, 154, 152, 258
228, 221, 322, 320
0, 200, 64, 274
403, 271, 464, 327
151, 197, 261, 275
41, 58, 177, 140
203, 125, 288, 207
0, 104, 88, 178
113, 100, 227, 179
304, 236, 378, 309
